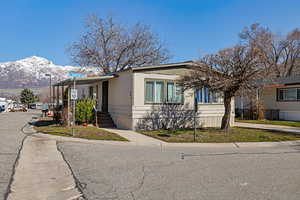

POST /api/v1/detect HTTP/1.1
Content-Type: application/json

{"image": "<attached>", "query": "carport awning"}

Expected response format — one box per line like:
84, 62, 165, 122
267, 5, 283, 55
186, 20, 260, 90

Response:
53, 75, 116, 86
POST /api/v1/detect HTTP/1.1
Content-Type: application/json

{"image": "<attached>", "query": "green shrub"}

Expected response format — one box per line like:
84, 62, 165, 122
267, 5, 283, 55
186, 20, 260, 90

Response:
75, 99, 96, 124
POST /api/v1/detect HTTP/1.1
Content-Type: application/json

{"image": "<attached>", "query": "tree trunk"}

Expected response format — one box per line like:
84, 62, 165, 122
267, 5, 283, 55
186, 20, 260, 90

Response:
221, 93, 232, 130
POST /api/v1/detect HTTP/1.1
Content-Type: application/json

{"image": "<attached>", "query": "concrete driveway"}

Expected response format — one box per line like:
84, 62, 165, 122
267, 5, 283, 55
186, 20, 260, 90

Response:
59, 140, 300, 200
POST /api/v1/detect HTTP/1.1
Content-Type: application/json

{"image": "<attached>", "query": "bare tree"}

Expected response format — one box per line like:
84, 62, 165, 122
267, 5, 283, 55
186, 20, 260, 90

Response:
181, 45, 266, 130
68, 15, 170, 73
240, 24, 300, 77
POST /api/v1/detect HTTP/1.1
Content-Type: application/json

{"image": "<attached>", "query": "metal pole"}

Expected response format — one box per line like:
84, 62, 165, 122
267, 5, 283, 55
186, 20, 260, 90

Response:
49, 75, 52, 110
67, 87, 70, 127
194, 90, 198, 142
256, 88, 259, 120
72, 78, 76, 136
241, 94, 244, 120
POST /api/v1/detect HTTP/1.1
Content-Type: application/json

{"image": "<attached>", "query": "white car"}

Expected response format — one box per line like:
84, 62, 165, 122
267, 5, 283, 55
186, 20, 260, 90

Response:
9, 104, 27, 112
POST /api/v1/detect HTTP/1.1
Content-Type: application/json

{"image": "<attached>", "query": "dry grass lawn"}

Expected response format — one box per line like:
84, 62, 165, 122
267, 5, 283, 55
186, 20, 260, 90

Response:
138, 127, 300, 143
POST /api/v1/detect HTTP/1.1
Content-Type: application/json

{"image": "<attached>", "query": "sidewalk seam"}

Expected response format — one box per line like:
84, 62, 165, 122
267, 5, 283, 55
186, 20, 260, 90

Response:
233, 143, 240, 148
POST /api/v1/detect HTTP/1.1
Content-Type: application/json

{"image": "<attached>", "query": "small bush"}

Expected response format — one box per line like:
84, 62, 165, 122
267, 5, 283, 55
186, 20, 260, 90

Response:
75, 99, 96, 124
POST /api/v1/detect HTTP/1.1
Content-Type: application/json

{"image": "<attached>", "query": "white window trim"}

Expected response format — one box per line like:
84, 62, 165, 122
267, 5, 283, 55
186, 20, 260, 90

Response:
167, 82, 183, 103
145, 80, 164, 104
278, 88, 300, 101
196, 88, 223, 104
144, 79, 184, 104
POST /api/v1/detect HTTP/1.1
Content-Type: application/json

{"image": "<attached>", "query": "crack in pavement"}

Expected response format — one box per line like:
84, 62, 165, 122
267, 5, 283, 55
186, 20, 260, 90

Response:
129, 164, 146, 200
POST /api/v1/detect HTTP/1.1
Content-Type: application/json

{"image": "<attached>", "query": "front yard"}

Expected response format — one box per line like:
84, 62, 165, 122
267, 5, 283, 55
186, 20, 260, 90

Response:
33, 119, 128, 141
236, 119, 300, 128
138, 127, 300, 143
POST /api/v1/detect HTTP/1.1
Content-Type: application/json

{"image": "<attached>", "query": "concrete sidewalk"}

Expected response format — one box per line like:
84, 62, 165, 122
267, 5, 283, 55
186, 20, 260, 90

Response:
102, 128, 300, 149
7, 136, 82, 200
235, 122, 300, 134
102, 128, 167, 146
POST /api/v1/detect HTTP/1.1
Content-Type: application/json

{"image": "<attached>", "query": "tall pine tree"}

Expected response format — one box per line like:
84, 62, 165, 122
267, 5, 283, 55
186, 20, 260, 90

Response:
20, 88, 36, 108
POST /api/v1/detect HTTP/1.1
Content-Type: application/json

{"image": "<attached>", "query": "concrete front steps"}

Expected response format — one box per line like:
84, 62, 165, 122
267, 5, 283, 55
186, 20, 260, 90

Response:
96, 112, 116, 128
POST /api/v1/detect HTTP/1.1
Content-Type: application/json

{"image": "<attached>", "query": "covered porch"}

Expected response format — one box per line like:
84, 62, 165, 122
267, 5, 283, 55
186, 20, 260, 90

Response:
52, 75, 116, 127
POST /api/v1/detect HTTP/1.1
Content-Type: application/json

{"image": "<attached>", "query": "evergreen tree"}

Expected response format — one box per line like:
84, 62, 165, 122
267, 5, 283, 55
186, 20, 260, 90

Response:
20, 88, 36, 107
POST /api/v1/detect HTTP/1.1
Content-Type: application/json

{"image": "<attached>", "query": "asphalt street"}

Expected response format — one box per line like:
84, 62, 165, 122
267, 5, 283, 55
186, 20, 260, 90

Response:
0, 111, 34, 199
59, 141, 300, 200
2, 111, 300, 200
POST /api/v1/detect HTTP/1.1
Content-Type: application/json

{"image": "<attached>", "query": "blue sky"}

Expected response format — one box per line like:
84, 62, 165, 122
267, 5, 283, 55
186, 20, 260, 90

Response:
1, 0, 300, 65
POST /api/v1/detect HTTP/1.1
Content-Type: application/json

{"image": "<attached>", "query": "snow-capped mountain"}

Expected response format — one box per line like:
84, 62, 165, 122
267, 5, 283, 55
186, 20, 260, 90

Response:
0, 56, 99, 89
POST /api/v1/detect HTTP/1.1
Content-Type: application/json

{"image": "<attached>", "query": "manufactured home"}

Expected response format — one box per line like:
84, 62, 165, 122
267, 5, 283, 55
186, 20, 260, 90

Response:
261, 76, 300, 121
53, 61, 234, 130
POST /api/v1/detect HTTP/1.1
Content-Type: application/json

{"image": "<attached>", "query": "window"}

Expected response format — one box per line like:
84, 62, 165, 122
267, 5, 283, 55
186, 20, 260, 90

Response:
81, 89, 86, 99
145, 81, 164, 103
145, 80, 183, 103
167, 82, 183, 103
277, 88, 300, 101
145, 81, 154, 102
196, 88, 223, 104
89, 86, 94, 98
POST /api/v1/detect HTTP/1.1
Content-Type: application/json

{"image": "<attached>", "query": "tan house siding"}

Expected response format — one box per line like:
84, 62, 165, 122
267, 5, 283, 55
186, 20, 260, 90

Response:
132, 70, 234, 130
107, 71, 133, 129
261, 85, 300, 121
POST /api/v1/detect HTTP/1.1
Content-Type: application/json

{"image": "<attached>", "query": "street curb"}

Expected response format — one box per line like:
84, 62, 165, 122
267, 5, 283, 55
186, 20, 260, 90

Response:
32, 131, 300, 148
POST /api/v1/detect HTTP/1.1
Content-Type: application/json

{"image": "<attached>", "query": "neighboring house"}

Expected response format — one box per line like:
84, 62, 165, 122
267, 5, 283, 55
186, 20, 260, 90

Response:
261, 76, 300, 121
53, 61, 234, 130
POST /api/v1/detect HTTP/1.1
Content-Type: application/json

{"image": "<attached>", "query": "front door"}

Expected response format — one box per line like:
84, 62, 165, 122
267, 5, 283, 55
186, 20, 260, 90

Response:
102, 81, 109, 112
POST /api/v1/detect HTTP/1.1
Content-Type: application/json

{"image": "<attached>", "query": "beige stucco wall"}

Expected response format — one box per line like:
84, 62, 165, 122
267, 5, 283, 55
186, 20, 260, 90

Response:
107, 71, 133, 129
132, 70, 235, 130
261, 85, 300, 121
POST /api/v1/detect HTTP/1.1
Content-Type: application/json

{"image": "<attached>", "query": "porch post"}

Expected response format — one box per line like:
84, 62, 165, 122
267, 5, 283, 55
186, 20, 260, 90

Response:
56, 85, 59, 107
52, 86, 56, 109
61, 85, 64, 109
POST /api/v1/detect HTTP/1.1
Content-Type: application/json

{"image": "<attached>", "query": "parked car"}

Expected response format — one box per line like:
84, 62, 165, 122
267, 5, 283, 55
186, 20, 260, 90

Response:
0, 105, 5, 112
9, 104, 27, 112
35, 102, 43, 110
29, 103, 36, 109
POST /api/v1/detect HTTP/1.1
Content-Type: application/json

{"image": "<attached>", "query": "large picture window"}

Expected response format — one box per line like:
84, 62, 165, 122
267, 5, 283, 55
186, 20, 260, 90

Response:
145, 80, 183, 103
277, 88, 300, 101
167, 82, 183, 103
196, 88, 223, 104
145, 81, 164, 103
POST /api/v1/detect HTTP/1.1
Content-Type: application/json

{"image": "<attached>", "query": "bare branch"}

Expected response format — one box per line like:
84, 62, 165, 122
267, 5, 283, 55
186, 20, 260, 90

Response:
68, 14, 170, 73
